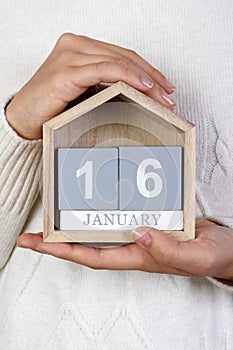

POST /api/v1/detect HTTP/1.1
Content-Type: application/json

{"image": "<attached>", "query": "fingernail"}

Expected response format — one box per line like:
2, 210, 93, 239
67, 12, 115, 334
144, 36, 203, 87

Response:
130, 229, 152, 248
163, 79, 175, 92
161, 93, 176, 107
140, 76, 154, 88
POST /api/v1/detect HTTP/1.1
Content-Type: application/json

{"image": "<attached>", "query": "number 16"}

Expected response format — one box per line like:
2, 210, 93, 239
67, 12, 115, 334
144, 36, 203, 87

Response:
76, 158, 163, 200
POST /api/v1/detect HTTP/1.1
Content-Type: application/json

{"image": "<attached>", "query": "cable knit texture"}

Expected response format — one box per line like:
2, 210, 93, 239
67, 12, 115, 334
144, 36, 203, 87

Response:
0, 1, 233, 349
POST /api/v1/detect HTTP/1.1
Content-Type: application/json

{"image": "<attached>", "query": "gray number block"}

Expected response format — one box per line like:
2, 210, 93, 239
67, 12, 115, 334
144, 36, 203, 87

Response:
55, 148, 118, 210
119, 146, 183, 211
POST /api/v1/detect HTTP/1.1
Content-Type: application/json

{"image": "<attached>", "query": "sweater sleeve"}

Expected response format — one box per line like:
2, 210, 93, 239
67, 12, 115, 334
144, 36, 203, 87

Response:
0, 99, 42, 269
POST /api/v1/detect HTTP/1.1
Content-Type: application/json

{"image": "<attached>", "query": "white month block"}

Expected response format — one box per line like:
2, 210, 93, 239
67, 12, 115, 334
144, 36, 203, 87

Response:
119, 146, 183, 211
55, 148, 119, 210
55, 210, 183, 231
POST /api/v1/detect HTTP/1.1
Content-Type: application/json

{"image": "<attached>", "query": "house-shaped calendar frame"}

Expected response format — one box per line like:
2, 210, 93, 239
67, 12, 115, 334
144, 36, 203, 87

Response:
43, 81, 196, 243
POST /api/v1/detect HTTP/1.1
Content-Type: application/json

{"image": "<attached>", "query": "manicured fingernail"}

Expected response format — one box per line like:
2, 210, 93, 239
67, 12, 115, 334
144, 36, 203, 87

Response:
140, 76, 154, 88
163, 79, 175, 92
130, 229, 152, 248
161, 93, 176, 107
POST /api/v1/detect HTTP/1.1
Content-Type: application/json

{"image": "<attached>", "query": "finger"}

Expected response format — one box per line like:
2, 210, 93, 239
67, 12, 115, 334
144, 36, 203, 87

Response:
131, 226, 212, 276
17, 233, 149, 269
65, 52, 156, 87
141, 83, 176, 110
17, 233, 146, 269
44, 242, 192, 275
71, 61, 154, 91
56, 34, 175, 94
68, 52, 175, 109
195, 218, 217, 229
92, 40, 175, 94
55, 35, 176, 108
17, 232, 43, 248
69, 63, 175, 109
17, 232, 192, 275
38, 242, 144, 270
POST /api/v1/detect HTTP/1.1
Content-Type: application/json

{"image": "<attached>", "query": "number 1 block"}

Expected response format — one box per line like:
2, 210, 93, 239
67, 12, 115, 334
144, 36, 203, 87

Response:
55, 148, 118, 210
119, 146, 183, 211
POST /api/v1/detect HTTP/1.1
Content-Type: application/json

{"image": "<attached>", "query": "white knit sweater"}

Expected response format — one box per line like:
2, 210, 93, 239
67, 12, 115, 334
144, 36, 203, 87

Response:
0, 1, 233, 349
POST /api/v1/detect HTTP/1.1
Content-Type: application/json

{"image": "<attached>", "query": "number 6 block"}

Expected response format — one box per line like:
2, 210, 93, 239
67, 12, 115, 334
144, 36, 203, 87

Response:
119, 146, 183, 211
55, 148, 118, 210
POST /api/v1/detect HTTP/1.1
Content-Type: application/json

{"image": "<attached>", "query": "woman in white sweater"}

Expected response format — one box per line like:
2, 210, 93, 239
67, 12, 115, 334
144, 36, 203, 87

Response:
0, 1, 233, 349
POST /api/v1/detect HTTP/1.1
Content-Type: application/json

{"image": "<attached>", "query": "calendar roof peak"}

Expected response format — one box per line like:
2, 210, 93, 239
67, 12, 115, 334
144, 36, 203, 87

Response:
44, 81, 195, 132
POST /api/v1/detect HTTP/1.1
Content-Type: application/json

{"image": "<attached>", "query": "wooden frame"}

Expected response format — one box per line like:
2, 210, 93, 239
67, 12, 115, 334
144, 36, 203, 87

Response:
43, 81, 196, 243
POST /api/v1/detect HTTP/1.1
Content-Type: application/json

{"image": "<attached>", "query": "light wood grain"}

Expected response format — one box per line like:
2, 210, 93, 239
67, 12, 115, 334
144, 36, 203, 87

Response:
46, 81, 194, 132
43, 81, 196, 243
44, 230, 191, 243
183, 127, 196, 239
43, 124, 54, 240
52, 101, 186, 150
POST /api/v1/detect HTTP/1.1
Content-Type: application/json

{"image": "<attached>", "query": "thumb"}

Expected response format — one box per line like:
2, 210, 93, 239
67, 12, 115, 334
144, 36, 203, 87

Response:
130, 226, 181, 266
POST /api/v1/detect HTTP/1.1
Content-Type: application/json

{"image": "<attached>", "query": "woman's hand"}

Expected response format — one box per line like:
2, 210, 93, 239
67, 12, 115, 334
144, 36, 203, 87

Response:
5, 33, 175, 140
17, 219, 233, 282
